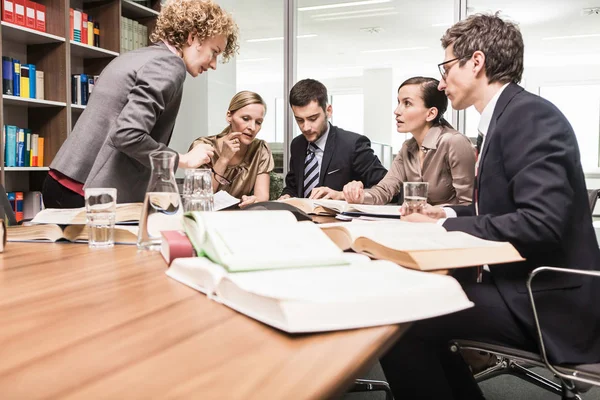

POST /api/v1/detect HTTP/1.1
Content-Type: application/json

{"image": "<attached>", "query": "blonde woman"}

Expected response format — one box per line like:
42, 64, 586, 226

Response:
189, 91, 274, 208
45, 0, 239, 207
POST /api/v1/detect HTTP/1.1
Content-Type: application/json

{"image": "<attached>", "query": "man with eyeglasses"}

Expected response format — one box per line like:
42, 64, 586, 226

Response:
380, 13, 600, 400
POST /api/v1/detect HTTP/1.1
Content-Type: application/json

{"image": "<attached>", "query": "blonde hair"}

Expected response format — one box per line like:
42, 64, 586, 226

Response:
150, 0, 239, 62
220, 91, 267, 135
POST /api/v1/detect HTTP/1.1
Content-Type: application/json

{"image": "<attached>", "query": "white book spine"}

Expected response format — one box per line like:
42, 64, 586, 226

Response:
35, 70, 44, 100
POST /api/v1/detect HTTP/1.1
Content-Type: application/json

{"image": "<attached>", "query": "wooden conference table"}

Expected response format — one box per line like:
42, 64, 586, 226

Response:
0, 243, 408, 399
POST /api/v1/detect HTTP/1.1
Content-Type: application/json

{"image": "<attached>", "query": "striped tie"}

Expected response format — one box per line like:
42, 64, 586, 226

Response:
303, 142, 320, 198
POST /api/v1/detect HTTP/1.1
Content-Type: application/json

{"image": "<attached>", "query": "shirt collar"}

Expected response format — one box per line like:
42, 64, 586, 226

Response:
421, 125, 444, 151
312, 122, 330, 151
161, 39, 180, 56
478, 83, 510, 136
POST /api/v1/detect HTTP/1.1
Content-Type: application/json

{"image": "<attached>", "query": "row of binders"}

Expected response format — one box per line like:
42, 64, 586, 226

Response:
6, 191, 43, 223
121, 17, 148, 54
1, 0, 46, 32
3, 125, 44, 167
71, 74, 98, 106
69, 8, 100, 47
1, 57, 44, 99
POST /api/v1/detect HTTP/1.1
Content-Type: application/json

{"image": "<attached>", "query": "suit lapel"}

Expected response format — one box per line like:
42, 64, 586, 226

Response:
318, 125, 336, 186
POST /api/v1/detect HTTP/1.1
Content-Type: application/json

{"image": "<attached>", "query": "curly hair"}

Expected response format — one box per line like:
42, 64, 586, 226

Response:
150, 0, 239, 62
441, 13, 523, 84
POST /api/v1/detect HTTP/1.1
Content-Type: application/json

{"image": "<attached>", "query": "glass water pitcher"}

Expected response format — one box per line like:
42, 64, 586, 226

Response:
137, 151, 184, 250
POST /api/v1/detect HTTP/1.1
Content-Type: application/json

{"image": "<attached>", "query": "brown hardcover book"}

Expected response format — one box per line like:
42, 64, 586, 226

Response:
278, 198, 401, 218
320, 220, 524, 272
30, 203, 142, 225
160, 230, 195, 266
6, 224, 138, 244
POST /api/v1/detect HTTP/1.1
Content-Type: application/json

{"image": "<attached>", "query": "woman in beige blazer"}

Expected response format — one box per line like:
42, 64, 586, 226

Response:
189, 91, 274, 208
43, 0, 239, 207
344, 76, 475, 206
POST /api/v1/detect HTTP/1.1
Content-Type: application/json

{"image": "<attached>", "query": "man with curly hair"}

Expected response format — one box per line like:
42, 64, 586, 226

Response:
44, 0, 239, 206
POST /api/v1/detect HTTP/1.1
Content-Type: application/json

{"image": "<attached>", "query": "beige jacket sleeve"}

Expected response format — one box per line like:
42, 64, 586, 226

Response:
446, 133, 476, 205
363, 150, 407, 205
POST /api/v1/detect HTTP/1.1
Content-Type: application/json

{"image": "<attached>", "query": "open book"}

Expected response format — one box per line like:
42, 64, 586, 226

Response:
320, 220, 524, 271
183, 210, 348, 272
166, 253, 474, 333
213, 190, 240, 210
279, 198, 401, 218
7, 224, 138, 244
30, 203, 142, 225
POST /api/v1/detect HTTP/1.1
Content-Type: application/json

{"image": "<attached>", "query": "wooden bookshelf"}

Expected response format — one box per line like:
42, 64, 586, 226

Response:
0, 0, 160, 190
1, 22, 65, 44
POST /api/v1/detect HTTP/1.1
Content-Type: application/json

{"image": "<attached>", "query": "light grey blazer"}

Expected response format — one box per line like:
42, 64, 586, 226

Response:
51, 42, 186, 203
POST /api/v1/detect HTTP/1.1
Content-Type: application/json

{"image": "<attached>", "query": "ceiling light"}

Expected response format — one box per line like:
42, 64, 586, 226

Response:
299, 0, 391, 12
247, 34, 318, 43
311, 7, 394, 17
542, 33, 600, 40
313, 11, 398, 21
361, 46, 429, 54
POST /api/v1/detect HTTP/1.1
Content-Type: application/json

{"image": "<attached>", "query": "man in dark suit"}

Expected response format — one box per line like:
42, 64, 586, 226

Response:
279, 79, 387, 200
381, 14, 600, 400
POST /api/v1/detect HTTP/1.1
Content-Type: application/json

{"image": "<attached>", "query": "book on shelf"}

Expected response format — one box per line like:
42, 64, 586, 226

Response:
167, 253, 474, 333
24, 0, 34, 29
30, 202, 143, 225
3, 0, 15, 24
20, 64, 29, 98
7, 223, 138, 244
35, 70, 43, 100
160, 230, 195, 265
319, 220, 525, 271
2, 56, 13, 95
278, 198, 401, 218
183, 210, 348, 272
12, 59, 20, 97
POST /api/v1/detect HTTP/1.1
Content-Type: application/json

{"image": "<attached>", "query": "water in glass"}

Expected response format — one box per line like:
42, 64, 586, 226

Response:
137, 151, 183, 250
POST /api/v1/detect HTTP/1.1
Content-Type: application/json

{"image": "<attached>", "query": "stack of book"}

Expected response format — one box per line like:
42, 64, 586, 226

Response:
71, 74, 98, 106
1, 0, 46, 32
69, 8, 100, 47
1, 57, 44, 99
163, 210, 524, 333
3, 125, 44, 167
5, 191, 42, 223
120, 17, 148, 53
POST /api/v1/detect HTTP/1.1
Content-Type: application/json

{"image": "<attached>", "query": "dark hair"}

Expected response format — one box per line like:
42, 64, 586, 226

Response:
441, 13, 524, 84
399, 76, 453, 128
289, 79, 328, 112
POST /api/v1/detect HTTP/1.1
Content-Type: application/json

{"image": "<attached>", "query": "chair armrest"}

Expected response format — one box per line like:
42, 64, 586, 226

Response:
527, 266, 600, 386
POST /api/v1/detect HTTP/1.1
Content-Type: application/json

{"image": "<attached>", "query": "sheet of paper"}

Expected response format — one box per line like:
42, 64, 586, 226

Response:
213, 191, 240, 211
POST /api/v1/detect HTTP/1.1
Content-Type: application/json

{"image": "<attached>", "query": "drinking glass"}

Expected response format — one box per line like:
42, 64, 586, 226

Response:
403, 182, 428, 215
85, 187, 116, 248
182, 168, 214, 212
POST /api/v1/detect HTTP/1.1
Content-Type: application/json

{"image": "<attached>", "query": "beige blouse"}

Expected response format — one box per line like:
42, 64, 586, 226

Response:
364, 125, 475, 206
191, 133, 274, 199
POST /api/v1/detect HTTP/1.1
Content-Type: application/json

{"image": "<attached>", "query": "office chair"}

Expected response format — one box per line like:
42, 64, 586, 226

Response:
451, 267, 600, 400
350, 378, 393, 400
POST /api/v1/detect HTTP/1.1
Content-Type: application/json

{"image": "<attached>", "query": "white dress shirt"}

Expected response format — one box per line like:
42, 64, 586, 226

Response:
311, 122, 330, 167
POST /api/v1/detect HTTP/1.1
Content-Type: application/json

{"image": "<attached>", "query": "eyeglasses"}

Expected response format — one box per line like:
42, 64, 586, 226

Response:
437, 57, 462, 80
211, 167, 231, 186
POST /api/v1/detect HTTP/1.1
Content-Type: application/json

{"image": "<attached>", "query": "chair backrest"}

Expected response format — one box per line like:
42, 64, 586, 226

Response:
587, 189, 599, 214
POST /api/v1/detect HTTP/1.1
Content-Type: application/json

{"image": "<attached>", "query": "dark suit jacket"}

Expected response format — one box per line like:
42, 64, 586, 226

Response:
281, 125, 387, 198
445, 83, 600, 364
50, 42, 186, 203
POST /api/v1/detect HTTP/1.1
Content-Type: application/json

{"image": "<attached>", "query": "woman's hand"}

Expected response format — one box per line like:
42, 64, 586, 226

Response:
343, 181, 364, 203
239, 195, 258, 208
220, 132, 242, 162
179, 143, 214, 169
